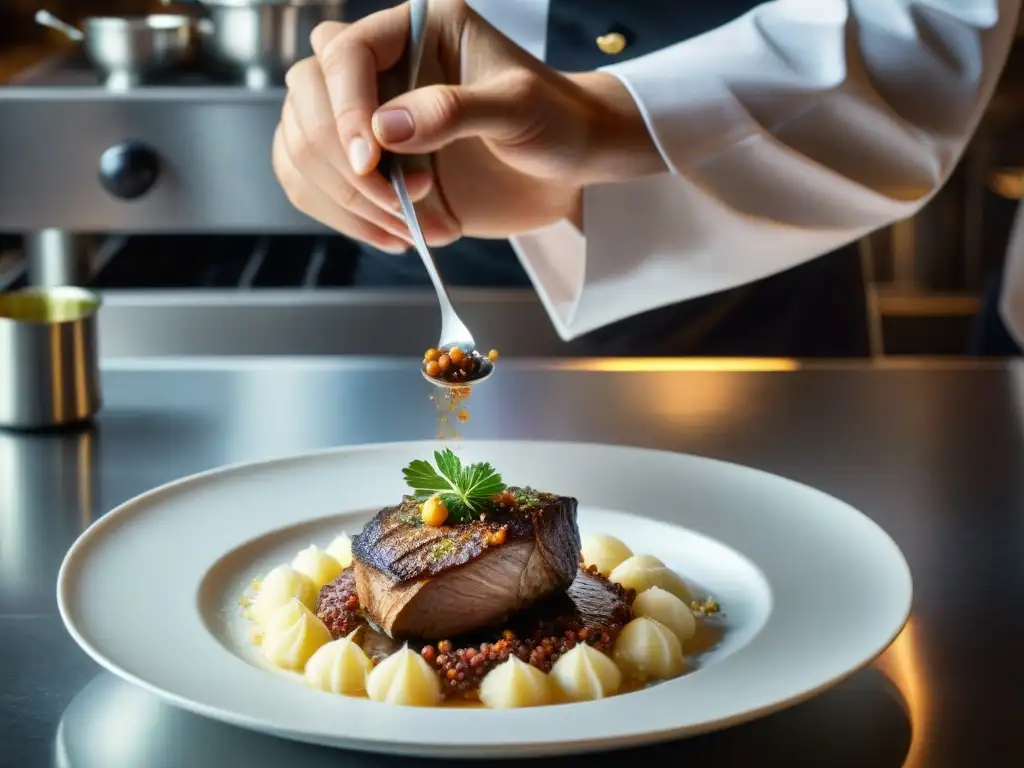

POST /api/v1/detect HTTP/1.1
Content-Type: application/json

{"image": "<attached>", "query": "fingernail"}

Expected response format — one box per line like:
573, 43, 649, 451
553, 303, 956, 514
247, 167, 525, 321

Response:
374, 109, 415, 144
381, 243, 407, 255
347, 137, 372, 174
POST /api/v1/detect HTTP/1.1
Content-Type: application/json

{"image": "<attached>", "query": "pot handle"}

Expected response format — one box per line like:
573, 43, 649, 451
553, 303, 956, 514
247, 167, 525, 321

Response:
34, 10, 85, 42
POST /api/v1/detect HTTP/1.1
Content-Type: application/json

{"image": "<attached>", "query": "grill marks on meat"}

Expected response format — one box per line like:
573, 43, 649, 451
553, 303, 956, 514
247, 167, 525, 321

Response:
350, 500, 490, 582
350, 489, 581, 639
350, 489, 578, 583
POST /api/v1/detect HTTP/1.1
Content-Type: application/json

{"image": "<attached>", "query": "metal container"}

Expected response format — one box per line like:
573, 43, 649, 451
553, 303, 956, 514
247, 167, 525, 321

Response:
82, 15, 196, 89
35, 11, 196, 89
23, 229, 93, 287
0, 287, 102, 431
194, 0, 346, 88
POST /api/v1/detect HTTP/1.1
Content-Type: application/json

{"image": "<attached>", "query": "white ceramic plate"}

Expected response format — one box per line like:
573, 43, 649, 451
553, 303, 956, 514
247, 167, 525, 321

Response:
57, 440, 912, 758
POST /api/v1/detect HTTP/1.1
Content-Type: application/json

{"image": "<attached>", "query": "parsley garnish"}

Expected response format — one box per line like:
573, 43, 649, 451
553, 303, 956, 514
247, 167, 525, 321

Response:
402, 449, 506, 522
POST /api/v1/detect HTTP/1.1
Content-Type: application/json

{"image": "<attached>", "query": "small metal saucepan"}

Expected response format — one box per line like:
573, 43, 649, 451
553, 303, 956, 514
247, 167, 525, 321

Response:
163, 0, 346, 88
35, 10, 195, 89
0, 287, 102, 431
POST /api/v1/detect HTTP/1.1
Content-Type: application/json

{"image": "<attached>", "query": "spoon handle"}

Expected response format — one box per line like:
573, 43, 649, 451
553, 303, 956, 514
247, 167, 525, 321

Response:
376, 0, 428, 178
379, 0, 473, 350
35, 10, 85, 42
391, 167, 462, 335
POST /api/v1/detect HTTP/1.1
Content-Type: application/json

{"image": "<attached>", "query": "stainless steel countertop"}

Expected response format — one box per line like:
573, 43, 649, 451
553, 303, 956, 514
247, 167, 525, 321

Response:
3, 357, 1023, 767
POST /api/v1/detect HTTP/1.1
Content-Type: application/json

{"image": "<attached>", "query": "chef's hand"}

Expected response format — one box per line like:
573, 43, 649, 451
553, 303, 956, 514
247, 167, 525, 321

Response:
273, 0, 663, 253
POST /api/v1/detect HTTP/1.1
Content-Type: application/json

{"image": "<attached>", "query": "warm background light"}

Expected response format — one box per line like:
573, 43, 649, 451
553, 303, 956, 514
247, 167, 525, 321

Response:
547, 357, 800, 372
874, 618, 931, 768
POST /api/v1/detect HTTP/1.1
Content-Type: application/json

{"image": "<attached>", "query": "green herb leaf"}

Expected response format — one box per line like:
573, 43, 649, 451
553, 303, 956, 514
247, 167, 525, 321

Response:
402, 458, 455, 495
401, 448, 506, 522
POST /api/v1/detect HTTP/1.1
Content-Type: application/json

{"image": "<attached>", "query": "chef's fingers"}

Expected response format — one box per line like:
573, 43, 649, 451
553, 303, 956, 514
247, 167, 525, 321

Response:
281, 85, 457, 246
370, 8, 549, 156
280, 96, 418, 245
272, 125, 410, 254
283, 55, 433, 213
310, 11, 408, 176
373, 74, 545, 156
307, 18, 462, 244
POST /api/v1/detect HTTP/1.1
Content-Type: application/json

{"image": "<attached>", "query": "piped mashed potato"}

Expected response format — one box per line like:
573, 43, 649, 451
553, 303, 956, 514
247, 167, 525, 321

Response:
609, 554, 693, 603
479, 656, 553, 709
613, 617, 685, 681
631, 586, 697, 646
550, 643, 622, 701
261, 599, 332, 671
249, 565, 317, 626
305, 629, 373, 695
241, 528, 720, 708
291, 545, 344, 588
580, 533, 633, 577
367, 646, 443, 707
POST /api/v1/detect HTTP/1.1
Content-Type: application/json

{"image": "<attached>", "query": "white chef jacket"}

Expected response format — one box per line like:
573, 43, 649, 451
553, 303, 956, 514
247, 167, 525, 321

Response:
469, 0, 1023, 342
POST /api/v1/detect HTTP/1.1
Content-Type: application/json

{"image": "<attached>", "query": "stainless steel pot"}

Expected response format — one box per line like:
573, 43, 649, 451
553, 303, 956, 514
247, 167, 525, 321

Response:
167, 0, 346, 88
0, 287, 102, 431
35, 10, 195, 90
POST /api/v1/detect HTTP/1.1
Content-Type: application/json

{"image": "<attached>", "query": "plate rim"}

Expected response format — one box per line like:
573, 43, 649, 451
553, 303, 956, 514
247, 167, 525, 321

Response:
56, 439, 914, 757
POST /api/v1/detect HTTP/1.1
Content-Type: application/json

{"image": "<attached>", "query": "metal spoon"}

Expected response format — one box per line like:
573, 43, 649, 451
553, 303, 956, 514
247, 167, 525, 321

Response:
35, 10, 85, 42
381, 0, 493, 388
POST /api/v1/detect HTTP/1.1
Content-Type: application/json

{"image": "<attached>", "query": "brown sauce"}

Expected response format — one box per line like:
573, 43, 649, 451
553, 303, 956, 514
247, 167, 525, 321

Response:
687, 616, 727, 658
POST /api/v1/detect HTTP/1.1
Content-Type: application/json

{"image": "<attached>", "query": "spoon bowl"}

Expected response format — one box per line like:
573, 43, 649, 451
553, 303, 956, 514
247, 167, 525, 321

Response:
421, 346, 495, 388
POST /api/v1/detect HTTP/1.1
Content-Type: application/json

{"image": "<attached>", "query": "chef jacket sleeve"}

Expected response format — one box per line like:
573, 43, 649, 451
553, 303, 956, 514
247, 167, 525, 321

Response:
508, 0, 1021, 341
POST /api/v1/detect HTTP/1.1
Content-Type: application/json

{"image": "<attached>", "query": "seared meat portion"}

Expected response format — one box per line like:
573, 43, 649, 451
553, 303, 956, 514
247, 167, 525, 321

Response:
315, 567, 634, 697
350, 488, 580, 639
547, 568, 635, 633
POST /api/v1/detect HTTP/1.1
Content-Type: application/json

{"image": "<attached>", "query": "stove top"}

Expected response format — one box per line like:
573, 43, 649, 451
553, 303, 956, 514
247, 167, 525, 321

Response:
0, 52, 301, 232
0, 234, 359, 291
0, 233, 534, 292
5, 53, 282, 97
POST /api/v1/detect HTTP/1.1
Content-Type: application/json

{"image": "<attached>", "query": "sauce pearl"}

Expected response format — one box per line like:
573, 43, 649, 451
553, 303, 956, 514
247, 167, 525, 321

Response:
421, 496, 449, 526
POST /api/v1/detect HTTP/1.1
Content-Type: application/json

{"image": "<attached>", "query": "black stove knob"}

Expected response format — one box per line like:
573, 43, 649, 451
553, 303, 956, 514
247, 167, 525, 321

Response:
98, 141, 161, 200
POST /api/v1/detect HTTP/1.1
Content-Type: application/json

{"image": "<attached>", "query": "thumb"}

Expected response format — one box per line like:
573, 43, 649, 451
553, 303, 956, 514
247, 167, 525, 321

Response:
371, 75, 539, 154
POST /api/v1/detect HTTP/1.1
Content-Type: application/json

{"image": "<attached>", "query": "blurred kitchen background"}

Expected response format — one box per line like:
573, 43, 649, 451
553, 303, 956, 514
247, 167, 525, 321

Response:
2, 1, 1024, 358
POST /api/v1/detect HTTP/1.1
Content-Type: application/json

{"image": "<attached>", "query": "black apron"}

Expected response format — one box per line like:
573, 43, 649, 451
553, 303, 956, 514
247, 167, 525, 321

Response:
972, 266, 1022, 356
344, 0, 870, 358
